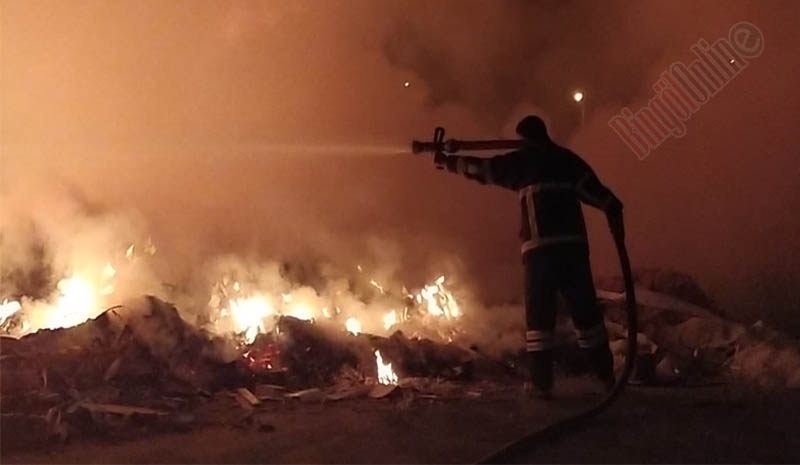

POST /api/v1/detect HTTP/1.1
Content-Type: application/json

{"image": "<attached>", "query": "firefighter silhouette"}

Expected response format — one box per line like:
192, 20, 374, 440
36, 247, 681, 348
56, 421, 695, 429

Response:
435, 115, 624, 397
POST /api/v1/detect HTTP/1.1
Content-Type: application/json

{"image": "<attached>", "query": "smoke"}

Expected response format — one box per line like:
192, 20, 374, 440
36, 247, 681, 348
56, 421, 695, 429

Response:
1, 0, 799, 339
378, 0, 800, 331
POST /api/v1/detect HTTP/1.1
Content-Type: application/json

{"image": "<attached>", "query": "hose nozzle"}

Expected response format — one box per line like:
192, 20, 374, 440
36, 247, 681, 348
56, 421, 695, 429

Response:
411, 126, 447, 154
412, 126, 525, 154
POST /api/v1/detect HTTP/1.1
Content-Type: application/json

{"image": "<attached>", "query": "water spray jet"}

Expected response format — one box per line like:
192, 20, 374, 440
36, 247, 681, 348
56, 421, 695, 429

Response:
244, 143, 411, 157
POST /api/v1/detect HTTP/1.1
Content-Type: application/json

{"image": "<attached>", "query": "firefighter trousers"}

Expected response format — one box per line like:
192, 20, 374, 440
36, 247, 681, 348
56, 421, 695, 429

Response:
523, 243, 614, 391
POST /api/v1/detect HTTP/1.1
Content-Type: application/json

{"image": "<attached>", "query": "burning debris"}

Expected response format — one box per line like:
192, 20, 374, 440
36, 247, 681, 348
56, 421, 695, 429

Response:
200, 256, 466, 349
0, 242, 502, 452
0, 291, 493, 451
375, 350, 398, 385
2, 224, 799, 453
0, 236, 159, 339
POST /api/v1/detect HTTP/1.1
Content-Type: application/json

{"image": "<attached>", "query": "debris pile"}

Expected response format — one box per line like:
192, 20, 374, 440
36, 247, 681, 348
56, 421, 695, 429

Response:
3, 267, 799, 454
0, 296, 241, 450
598, 268, 718, 310
598, 273, 800, 389
0, 295, 509, 452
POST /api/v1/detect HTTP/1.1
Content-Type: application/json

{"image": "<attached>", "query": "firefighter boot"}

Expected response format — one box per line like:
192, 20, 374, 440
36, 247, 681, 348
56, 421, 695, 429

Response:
587, 345, 616, 393
528, 350, 554, 399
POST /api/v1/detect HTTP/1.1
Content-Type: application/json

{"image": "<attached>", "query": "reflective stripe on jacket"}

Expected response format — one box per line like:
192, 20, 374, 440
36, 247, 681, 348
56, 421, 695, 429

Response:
443, 143, 621, 255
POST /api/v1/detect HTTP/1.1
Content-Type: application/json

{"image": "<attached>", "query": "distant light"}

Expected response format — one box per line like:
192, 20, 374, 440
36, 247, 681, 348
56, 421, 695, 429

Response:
403, 81, 411, 88
572, 90, 584, 103
729, 59, 735, 64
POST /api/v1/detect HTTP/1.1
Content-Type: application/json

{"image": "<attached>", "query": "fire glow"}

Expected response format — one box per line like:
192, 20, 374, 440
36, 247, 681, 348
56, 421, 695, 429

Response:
0, 299, 21, 326
383, 310, 397, 330
229, 295, 275, 344
345, 317, 362, 335
0, 241, 152, 338
2, 235, 465, 353
50, 274, 100, 329
202, 260, 464, 346
1, 267, 121, 337
375, 350, 398, 385
418, 276, 460, 319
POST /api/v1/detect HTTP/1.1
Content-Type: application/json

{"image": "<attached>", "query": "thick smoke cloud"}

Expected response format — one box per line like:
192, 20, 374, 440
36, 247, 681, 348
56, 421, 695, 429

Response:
1, 1, 799, 334
379, 0, 800, 331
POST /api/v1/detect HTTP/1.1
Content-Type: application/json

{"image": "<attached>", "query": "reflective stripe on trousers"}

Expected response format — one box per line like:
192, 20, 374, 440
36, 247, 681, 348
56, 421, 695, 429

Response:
526, 329, 554, 351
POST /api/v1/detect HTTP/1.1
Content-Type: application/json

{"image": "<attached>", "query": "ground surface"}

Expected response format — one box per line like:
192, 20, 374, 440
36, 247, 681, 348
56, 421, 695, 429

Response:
3, 378, 799, 464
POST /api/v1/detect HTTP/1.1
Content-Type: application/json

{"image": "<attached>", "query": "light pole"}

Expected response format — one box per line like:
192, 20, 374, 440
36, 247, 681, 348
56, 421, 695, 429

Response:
572, 89, 585, 126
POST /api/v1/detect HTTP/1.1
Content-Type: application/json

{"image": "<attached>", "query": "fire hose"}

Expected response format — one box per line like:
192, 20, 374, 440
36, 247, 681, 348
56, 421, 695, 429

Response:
412, 128, 638, 464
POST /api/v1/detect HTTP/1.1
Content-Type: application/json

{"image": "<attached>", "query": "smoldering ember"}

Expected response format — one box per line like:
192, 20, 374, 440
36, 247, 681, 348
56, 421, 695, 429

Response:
2, 2, 799, 465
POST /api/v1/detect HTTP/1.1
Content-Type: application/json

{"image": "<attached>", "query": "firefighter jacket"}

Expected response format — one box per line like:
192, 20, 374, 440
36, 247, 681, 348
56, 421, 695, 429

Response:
442, 143, 622, 256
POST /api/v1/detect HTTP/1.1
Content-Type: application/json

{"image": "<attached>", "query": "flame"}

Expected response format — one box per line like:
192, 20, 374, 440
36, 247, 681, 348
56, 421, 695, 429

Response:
369, 279, 385, 294
375, 350, 398, 385
125, 239, 156, 260
345, 316, 361, 335
0, 240, 129, 336
49, 274, 99, 329
103, 262, 117, 278
229, 296, 274, 344
417, 275, 460, 319
287, 304, 314, 321
4, 254, 466, 346
278, 293, 314, 321
5, 258, 466, 350
208, 280, 328, 343
382, 310, 397, 330
43, 258, 123, 330
99, 262, 117, 295
0, 299, 21, 326
203, 268, 463, 344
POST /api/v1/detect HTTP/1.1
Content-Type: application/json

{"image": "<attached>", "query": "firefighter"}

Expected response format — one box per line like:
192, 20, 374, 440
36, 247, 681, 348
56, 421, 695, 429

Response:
434, 115, 624, 398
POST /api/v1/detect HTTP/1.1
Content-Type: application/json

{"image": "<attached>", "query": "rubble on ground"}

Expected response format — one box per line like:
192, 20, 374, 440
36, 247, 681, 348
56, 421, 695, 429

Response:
596, 271, 800, 389
597, 268, 717, 310
0, 295, 512, 452
3, 268, 799, 453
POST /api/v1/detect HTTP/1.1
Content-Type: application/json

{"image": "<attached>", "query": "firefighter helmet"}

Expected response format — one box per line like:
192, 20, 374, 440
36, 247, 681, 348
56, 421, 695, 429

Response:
516, 115, 549, 141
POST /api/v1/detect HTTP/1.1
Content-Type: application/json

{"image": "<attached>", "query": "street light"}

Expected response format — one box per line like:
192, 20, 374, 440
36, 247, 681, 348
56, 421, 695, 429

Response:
573, 89, 585, 125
